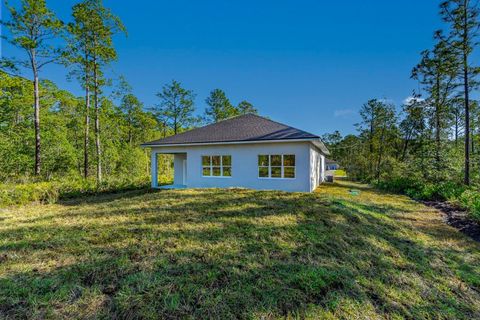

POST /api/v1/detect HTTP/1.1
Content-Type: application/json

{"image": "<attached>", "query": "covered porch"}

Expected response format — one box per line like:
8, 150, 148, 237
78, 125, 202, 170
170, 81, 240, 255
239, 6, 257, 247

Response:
150, 151, 187, 189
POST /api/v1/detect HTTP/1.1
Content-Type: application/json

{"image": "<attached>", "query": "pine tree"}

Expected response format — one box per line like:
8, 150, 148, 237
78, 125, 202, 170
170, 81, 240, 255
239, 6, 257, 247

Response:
412, 35, 460, 179
73, 0, 125, 183
1, 0, 63, 176
440, 0, 480, 185
237, 100, 258, 115
155, 80, 196, 134
204, 89, 238, 123
66, 1, 95, 178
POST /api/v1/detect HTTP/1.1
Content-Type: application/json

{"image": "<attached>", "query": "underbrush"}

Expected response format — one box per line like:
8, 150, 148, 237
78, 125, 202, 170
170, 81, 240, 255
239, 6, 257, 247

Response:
0, 176, 154, 207
376, 177, 480, 221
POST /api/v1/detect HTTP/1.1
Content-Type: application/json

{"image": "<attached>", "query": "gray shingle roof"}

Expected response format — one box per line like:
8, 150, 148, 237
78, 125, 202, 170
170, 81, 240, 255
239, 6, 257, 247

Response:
142, 114, 329, 153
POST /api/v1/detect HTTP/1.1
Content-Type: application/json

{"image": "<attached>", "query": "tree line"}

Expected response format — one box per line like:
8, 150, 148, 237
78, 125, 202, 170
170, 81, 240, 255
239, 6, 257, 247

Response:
0, 0, 258, 183
324, 0, 479, 187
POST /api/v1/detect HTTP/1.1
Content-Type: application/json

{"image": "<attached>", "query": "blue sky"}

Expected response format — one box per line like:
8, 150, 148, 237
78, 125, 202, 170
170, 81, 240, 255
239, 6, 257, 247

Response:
2, 0, 444, 136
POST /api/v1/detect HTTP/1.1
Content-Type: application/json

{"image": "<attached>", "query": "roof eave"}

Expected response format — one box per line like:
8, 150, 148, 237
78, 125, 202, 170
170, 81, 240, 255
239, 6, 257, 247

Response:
140, 137, 323, 149
311, 139, 330, 156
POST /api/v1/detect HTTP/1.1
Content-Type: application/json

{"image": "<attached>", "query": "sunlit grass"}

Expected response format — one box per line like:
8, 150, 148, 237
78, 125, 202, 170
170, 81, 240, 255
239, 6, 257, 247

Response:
333, 169, 347, 177
0, 181, 479, 319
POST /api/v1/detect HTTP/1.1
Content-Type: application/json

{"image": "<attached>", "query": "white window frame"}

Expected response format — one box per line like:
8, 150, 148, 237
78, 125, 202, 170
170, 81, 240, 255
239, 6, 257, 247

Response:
258, 154, 296, 180
201, 155, 232, 178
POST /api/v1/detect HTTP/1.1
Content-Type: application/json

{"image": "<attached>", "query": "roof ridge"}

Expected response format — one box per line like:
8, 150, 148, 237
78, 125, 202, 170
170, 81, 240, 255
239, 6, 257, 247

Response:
247, 113, 319, 138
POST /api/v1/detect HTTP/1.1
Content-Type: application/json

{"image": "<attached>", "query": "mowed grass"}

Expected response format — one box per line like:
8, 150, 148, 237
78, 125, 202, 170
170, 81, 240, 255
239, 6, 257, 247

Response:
1, 182, 480, 319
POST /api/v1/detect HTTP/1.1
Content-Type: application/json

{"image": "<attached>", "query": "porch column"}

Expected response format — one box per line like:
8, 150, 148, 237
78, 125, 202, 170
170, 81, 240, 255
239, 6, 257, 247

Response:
151, 151, 158, 188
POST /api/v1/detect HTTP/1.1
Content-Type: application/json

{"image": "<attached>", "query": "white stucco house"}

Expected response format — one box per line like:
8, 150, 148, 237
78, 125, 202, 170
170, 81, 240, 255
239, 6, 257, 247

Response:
141, 114, 329, 192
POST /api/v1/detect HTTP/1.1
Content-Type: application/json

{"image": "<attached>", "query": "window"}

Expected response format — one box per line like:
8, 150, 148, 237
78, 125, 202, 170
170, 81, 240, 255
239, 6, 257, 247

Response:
202, 155, 232, 177
258, 154, 295, 179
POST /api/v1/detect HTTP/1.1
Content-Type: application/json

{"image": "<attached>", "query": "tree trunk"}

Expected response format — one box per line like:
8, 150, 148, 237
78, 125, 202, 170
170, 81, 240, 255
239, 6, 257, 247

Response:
455, 110, 459, 147
93, 59, 102, 183
128, 114, 132, 145
376, 126, 386, 182
369, 114, 374, 177
401, 130, 412, 161
435, 75, 441, 171
472, 129, 475, 155
33, 64, 41, 176
84, 68, 90, 179
463, 2, 470, 185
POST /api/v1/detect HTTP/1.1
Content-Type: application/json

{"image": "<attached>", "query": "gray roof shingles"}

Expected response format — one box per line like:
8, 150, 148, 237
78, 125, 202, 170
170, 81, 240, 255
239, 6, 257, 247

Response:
142, 114, 321, 146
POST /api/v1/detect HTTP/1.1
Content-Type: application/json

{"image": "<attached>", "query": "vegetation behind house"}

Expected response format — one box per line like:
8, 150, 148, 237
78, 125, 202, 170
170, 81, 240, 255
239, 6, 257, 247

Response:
322, 1, 480, 221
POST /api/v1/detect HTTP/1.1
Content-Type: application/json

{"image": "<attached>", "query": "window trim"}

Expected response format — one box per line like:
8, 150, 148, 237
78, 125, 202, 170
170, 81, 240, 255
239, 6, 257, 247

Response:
201, 155, 232, 178
257, 154, 296, 180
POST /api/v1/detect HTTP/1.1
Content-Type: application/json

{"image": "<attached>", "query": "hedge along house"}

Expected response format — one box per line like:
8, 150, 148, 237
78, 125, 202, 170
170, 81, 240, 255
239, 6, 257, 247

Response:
141, 114, 329, 192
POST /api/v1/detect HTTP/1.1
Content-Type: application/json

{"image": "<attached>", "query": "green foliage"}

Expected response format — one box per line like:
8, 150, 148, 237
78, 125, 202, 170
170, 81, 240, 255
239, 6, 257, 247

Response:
236, 100, 258, 115
0, 182, 59, 206
1, 0, 65, 175
376, 177, 466, 201
375, 176, 480, 221
0, 71, 161, 198
204, 88, 238, 123
2, 0, 63, 57
327, 99, 400, 182
459, 190, 480, 221
153, 80, 197, 134
0, 175, 153, 207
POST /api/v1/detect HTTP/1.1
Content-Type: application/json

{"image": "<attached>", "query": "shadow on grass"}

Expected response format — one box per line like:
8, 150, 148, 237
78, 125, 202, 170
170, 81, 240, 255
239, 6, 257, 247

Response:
59, 187, 156, 206
1, 189, 480, 319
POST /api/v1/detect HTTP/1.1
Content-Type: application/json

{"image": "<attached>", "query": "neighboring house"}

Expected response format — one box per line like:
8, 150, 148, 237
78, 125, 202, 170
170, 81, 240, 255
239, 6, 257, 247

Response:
141, 114, 329, 192
325, 159, 339, 171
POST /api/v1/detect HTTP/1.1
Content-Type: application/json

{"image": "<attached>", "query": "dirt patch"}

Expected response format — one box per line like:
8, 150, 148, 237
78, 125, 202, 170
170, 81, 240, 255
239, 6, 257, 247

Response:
423, 201, 480, 242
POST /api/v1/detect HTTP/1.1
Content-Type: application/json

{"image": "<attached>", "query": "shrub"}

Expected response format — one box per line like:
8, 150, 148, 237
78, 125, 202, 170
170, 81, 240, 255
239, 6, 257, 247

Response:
459, 190, 480, 222
0, 175, 152, 207
376, 178, 465, 202
435, 181, 466, 200
376, 177, 480, 222
0, 182, 60, 206
375, 177, 422, 195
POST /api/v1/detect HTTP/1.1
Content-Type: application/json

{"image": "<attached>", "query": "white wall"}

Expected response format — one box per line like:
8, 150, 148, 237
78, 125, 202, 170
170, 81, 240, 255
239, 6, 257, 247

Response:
309, 145, 326, 191
173, 153, 186, 185
151, 141, 314, 192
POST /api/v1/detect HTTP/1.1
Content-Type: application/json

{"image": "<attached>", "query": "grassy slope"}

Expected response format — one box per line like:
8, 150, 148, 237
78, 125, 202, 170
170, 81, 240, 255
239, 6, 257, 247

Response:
0, 182, 479, 319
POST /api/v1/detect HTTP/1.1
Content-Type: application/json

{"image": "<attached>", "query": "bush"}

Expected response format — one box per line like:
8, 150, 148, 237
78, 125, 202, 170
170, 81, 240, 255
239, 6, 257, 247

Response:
459, 190, 480, 222
376, 177, 465, 202
0, 182, 60, 206
375, 177, 422, 195
376, 177, 480, 222
0, 176, 151, 207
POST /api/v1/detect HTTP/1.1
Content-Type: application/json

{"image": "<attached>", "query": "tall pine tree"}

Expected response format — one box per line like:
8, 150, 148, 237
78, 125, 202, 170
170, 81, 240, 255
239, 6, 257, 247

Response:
440, 0, 480, 185
1, 0, 63, 176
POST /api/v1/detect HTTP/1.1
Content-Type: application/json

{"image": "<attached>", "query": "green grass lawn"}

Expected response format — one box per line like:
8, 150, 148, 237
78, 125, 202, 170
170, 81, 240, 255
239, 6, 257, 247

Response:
1, 182, 480, 319
333, 169, 347, 178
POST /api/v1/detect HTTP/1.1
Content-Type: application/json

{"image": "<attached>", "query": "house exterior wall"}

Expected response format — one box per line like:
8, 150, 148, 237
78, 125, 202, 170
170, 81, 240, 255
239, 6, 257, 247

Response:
151, 141, 320, 192
326, 164, 339, 170
309, 145, 326, 191
173, 153, 186, 185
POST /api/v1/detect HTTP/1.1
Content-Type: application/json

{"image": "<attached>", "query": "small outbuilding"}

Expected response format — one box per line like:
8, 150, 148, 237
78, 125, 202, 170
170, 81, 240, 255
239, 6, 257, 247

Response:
141, 114, 329, 192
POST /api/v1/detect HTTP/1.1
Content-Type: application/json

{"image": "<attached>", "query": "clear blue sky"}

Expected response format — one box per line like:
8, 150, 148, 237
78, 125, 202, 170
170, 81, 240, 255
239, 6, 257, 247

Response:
3, 0, 444, 136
